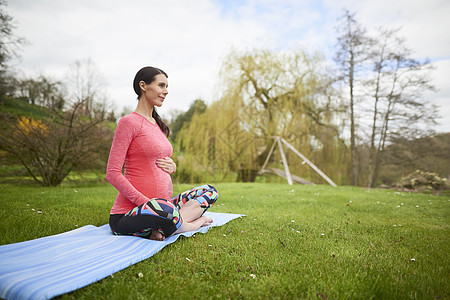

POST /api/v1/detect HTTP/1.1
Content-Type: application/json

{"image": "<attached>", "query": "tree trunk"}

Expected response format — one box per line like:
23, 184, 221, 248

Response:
349, 58, 359, 186
367, 73, 382, 188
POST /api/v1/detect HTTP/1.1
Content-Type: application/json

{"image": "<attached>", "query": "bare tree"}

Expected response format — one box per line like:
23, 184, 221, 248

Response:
334, 11, 437, 187
365, 28, 436, 187
0, 60, 114, 186
65, 58, 109, 119
0, 0, 26, 97
14, 75, 65, 109
0, 106, 112, 186
334, 10, 373, 186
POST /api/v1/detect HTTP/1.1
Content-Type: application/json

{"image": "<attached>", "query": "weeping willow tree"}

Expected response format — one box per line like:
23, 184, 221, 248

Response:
175, 48, 349, 184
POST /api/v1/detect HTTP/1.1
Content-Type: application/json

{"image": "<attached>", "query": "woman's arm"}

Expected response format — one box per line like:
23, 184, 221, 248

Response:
106, 117, 150, 206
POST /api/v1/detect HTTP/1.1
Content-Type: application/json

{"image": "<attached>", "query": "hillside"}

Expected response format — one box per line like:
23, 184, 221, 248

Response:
0, 96, 53, 119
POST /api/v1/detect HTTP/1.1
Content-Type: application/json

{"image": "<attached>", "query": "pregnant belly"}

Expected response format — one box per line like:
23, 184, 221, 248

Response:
131, 170, 173, 200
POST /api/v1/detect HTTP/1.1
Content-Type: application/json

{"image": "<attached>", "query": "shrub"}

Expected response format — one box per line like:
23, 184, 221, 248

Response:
396, 170, 448, 191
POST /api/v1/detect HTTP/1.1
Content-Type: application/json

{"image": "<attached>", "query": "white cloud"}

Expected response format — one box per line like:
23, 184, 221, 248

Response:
9, 0, 269, 112
6, 0, 450, 131
426, 59, 450, 132
324, 0, 450, 58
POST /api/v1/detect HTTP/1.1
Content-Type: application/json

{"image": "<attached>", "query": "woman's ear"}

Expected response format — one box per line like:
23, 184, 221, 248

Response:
139, 81, 146, 92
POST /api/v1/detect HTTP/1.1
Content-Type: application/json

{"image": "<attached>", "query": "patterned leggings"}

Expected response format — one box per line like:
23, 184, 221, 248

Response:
109, 184, 218, 238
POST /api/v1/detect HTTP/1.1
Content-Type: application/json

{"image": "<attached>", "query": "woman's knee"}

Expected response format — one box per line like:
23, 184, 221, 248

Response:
122, 199, 182, 237
205, 184, 219, 205
149, 199, 182, 229
194, 184, 218, 211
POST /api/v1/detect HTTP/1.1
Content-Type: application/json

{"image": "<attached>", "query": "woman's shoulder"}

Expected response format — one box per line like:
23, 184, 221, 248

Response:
118, 112, 142, 126
116, 112, 144, 133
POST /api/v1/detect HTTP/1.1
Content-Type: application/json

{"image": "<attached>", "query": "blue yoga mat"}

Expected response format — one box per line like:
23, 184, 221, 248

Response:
0, 211, 244, 300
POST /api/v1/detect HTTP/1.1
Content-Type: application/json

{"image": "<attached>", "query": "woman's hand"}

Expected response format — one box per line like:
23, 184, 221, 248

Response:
156, 157, 176, 174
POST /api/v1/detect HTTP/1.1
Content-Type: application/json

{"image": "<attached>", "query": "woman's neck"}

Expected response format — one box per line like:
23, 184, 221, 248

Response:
134, 99, 155, 123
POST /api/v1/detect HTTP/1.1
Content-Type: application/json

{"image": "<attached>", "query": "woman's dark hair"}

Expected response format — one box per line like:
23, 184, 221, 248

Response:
133, 66, 170, 137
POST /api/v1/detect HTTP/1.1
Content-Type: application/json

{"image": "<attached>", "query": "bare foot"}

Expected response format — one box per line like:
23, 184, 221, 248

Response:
200, 216, 213, 227
149, 230, 165, 241
172, 216, 214, 235
179, 200, 204, 223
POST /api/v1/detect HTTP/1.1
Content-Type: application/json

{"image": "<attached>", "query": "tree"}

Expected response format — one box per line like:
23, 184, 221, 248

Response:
0, 60, 114, 186
66, 58, 109, 119
0, 0, 26, 97
0, 105, 112, 186
14, 75, 65, 109
334, 11, 436, 187
365, 27, 436, 187
380, 133, 450, 185
170, 99, 206, 142
334, 10, 373, 186
176, 48, 347, 184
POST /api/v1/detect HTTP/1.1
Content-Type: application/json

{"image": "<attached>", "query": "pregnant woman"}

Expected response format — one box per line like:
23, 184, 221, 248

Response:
106, 66, 218, 241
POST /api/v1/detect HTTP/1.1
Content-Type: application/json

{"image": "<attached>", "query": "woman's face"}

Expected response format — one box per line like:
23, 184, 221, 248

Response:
140, 74, 168, 107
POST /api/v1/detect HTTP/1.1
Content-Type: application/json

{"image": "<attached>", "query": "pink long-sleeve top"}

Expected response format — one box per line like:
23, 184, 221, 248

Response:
106, 112, 173, 214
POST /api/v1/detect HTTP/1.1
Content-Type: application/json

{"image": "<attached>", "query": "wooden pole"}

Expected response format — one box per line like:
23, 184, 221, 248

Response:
277, 137, 293, 185
260, 139, 277, 172
280, 138, 337, 187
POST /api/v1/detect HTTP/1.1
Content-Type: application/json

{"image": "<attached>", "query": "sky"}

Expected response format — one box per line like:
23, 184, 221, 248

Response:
6, 0, 450, 132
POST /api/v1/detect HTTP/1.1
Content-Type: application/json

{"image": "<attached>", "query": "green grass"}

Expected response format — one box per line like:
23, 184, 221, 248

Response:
0, 183, 448, 299
0, 96, 52, 119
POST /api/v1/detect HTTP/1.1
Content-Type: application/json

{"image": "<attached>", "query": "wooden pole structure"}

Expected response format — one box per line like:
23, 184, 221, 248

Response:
277, 137, 293, 185
280, 138, 337, 187
260, 139, 277, 172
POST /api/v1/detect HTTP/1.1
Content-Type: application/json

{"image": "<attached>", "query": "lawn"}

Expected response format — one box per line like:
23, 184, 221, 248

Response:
0, 182, 448, 299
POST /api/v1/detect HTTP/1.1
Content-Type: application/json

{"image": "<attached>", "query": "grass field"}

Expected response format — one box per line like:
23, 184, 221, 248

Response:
0, 182, 448, 299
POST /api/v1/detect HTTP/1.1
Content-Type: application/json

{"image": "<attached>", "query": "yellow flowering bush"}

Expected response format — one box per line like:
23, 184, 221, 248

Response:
16, 116, 49, 136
